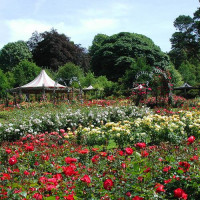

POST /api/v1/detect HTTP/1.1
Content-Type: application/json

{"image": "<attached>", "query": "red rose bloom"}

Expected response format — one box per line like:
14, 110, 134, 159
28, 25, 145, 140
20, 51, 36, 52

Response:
141, 150, 149, 157
143, 167, 151, 173
132, 196, 144, 200
178, 161, 190, 172
62, 166, 78, 176
6, 149, 12, 154
65, 157, 77, 164
8, 156, 17, 165
187, 136, 195, 144
103, 179, 114, 190
155, 183, 165, 193
125, 147, 133, 155
135, 143, 146, 149
163, 166, 172, 172
80, 175, 91, 184
25, 145, 34, 151
190, 155, 198, 161
164, 178, 172, 184
91, 155, 99, 163
33, 193, 43, 200
174, 188, 188, 199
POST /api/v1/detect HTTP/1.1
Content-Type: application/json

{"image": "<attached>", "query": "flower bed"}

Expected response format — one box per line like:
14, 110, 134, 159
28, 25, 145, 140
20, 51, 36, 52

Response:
76, 109, 200, 146
0, 132, 199, 199
0, 105, 152, 143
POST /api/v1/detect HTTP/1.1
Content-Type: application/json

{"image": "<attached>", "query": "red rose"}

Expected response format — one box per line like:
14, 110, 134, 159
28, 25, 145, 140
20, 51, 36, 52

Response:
190, 155, 198, 161
91, 155, 99, 163
135, 143, 146, 149
132, 196, 144, 200
163, 166, 172, 172
107, 155, 114, 161
126, 192, 131, 197
121, 163, 126, 169
80, 175, 91, 184
125, 147, 133, 155
62, 166, 78, 176
174, 188, 188, 199
8, 157, 17, 165
79, 149, 89, 154
24, 170, 30, 175
65, 194, 74, 200
6, 149, 12, 154
143, 167, 151, 173
103, 179, 114, 190
164, 178, 172, 184
187, 136, 195, 144
60, 129, 65, 134
141, 150, 149, 157
178, 161, 190, 172
25, 145, 34, 151
155, 184, 165, 193
65, 157, 77, 164
33, 193, 43, 200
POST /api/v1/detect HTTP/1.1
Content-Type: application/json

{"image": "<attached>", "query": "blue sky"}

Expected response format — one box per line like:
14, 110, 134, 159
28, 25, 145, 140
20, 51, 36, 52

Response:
0, 0, 199, 52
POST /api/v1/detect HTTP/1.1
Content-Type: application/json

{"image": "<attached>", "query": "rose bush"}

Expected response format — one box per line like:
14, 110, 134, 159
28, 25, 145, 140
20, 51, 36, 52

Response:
0, 131, 199, 199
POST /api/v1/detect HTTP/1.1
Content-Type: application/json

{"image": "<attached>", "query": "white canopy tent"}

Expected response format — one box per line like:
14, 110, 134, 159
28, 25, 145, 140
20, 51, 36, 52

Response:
10, 70, 68, 93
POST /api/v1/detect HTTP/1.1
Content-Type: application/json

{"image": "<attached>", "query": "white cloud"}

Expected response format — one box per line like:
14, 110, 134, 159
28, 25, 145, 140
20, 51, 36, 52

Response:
81, 18, 118, 31
6, 19, 52, 42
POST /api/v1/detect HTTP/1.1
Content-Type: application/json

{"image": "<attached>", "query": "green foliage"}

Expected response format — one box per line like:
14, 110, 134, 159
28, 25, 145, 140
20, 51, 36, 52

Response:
0, 41, 32, 72
90, 32, 169, 81
80, 71, 96, 87
56, 62, 84, 86
5, 71, 15, 88
0, 69, 10, 97
166, 64, 183, 87
169, 7, 200, 88
120, 57, 152, 89
178, 61, 196, 85
13, 60, 41, 87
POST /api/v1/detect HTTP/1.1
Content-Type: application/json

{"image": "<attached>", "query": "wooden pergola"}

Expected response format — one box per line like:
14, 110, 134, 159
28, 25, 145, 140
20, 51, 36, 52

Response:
174, 83, 200, 97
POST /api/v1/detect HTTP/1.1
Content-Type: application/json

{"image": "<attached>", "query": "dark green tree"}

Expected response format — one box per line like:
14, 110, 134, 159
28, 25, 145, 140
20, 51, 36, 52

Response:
169, 8, 200, 66
13, 60, 41, 87
0, 69, 10, 97
0, 41, 32, 72
89, 32, 169, 81
28, 29, 90, 72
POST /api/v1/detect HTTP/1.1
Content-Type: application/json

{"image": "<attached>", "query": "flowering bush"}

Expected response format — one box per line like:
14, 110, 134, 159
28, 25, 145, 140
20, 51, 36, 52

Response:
76, 109, 200, 146
0, 104, 152, 143
0, 132, 199, 199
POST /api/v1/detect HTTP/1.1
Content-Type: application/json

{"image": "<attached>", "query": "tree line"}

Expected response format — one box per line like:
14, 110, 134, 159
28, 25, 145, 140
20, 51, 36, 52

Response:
0, 7, 200, 98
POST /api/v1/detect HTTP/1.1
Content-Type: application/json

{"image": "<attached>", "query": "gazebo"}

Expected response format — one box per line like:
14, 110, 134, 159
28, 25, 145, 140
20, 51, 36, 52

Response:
8, 70, 71, 103
82, 85, 99, 99
174, 82, 200, 97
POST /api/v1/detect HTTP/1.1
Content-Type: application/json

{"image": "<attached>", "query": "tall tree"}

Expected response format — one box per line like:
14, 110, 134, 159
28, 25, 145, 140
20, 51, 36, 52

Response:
28, 29, 90, 72
13, 60, 41, 87
89, 32, 169, 81
169, 9, 200, 68
0, 41, 32, 72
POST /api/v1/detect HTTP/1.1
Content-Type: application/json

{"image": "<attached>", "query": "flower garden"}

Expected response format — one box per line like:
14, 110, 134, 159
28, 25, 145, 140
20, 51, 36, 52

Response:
0, 99, 200, 199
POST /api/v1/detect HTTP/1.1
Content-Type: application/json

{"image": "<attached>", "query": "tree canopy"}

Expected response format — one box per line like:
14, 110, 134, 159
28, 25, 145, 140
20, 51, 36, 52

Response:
0, 41, 32, 72
28, 29, 90, 72
89, 32, 169, 81
169, 7, 200, 86
13, 60, 41, 87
